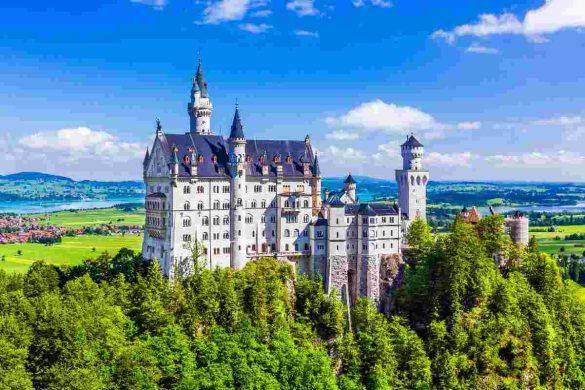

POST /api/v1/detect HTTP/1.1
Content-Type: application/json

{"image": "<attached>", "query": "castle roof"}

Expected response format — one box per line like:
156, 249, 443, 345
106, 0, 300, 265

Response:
195, 60, 209, 98
229, 105, 245, 139
159, 132, 316, 178
344, 174, 356, 184
401, 135, 423, 148
345, 202, 399, 216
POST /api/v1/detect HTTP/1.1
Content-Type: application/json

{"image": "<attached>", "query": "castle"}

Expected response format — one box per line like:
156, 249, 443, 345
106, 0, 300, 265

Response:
142, 59, 428, 303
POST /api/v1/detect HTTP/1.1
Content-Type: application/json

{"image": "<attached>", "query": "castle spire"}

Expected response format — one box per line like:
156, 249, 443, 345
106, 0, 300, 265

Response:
313, 153, 321, 176
143, 148, 150, 168
188, 54, 213, 134
195, 56, 208, 98
229, 101, 245, 140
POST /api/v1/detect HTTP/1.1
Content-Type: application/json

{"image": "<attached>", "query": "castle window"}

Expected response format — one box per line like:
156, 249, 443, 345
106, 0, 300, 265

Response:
303, 200, 309, 208
363, 230, 368, 237
211, 155, 218, 164
382, 217, 386, 223
274, 155, 281, 164
213, 186, 219, 193
261, 215, 266, 223
294, 229, 299, 237
197, 202, 204, 211
184, 202, 190, 211
284, 229, 290, 238
202, 232, 208, 240
223, 202, 230, 209
254, 185, 262, 193
294, 243, 298, 251
213, 233, 219, 240
213, 217, 220, 225
304, 243, 309, 251
271, 243, 276, 251
262, 243, 267, 252
383, 243, 386, 249
390, 217, 395, 223
197, 186, 204, 193
303, 215, 310, 223
297, 185, 305, 192
410, 176, 415, 185
269, 185, 277, 192
284, 200, 290, 208
223, 231, 229, 239
245, 215, 253, 224
183, 234, 191, 242
270, 216, 275, 223
251, 200, 257, 208
223, 185, 230, 193
202, 217, 209, 226
183, 218, 191, 227
336, 232, 339, 238
183, 186, 191, 194
223, 216, 229, 225
238, 230, 242, 236
370, 218, 375, 224
286, 156, 292, 164
382, 230, 385, 237
416, 176, 421, 185
423, 176, 428, 185
198, 155, 204, 163
317, 231, 323, 238
213, 200, 220, 209
237, 198, 243, 206
252, 244, 256, 251
283, 185, 290, 194
246, 155, 252, 163
261, 200, 266, 208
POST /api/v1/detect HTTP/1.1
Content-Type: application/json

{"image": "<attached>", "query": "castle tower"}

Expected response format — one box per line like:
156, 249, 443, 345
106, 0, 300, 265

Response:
395, 134, 428, 221
228, 103, 247, 269
312, 153, 322, 213
187, 58, 213, 134
344, 173, 357, 202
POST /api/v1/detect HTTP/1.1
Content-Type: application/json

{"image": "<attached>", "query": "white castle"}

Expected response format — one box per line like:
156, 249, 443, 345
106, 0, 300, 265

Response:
142, 60, 429, 302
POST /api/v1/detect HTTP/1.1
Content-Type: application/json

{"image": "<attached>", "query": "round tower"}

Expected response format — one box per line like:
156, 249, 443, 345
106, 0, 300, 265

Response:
401, 135, 424, 170
395, 134, 429, 222
228, 103, 247, 269
187, 58, 213, 134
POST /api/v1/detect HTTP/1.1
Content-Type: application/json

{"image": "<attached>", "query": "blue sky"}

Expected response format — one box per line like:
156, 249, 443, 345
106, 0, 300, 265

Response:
1, 0, 584, 181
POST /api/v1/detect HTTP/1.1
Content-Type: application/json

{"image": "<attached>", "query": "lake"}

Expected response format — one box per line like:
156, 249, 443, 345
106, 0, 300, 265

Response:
0, 197, 144, 215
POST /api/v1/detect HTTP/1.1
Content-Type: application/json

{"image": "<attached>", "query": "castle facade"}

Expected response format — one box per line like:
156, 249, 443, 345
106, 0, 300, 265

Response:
142, 61, 428, 302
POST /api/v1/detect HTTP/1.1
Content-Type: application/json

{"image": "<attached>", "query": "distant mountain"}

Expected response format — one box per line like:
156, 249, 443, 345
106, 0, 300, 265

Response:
0, 171, 74, 182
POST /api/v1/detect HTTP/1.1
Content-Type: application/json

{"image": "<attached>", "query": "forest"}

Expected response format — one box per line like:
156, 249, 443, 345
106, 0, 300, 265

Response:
1, 216, 584, 389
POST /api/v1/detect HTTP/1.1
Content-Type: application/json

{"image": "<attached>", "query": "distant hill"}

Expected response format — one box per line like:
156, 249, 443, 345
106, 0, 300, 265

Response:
0, 171, 74, 182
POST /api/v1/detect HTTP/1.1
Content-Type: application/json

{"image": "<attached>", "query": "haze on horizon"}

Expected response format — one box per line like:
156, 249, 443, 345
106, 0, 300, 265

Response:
1, 0, 584, 182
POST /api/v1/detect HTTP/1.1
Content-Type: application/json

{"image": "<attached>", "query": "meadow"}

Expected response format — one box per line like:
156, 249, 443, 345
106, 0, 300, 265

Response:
30, 207, 144, 228
529, 225, 585, 257
0, 234, 142, 273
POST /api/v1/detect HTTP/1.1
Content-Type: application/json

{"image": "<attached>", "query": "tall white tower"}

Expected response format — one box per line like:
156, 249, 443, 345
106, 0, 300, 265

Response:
187, 59, 213, 134
228, 104, 247, 269
395, 134, 429, 221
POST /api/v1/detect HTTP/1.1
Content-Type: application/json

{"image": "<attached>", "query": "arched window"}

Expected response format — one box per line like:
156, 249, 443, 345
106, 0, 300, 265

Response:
245, 215, 253, 224
197, 186, 204, 193
303, 200, 309, 208
261, 200, 266, 208
303, 214, 310, 223
202, 217, 209, 226
202, 232, 208, 240
252, 231, 256, 238
183, 186, 191, 194
197, 201, 204, 211
423, 175, 428, 185
223, 216, 230, 225
284, 229, 290, 237
223, 231, 229, 239
251, 200, 257, 208
213, 216, 220, 225
294, 229, 299, 237
213, 200, 220, 209
182, 217, 191, 227
410, 176, 415, 185
416, 176, 421, 185
284, 200, 290, 208
237, 198, 243, 206
223, 202, 230, 209
183, 202, 190, 211
285, 244, 289, 251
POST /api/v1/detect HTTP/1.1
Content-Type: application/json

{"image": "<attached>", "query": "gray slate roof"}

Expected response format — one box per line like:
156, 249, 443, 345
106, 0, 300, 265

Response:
345, 202, 399, 216
160, 132, 315, 178
401, 135, 423, 148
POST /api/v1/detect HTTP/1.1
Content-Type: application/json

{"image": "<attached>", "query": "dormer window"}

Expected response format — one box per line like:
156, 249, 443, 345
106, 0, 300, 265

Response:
285, 155, 292, 164
245, 155, 252, 163
259, 155, 265, 164
198, 154, 204, 163
183, 155, 190, 165
211, 155, 218, 164
274, 155, 281, 164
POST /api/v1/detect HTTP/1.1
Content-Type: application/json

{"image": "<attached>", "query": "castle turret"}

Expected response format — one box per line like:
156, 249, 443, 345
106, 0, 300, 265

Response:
187, 58, 213, 134
344, 173, 357, 202
143, 148, 150, 173
395, 134, 428, 221
228, 103, 247, 269
312, 153, 322, 213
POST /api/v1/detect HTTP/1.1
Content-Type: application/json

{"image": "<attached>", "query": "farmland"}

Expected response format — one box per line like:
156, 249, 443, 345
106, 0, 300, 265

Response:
529, 225, 585, 257
0, 234, 142, 274
29, 207, 144, 228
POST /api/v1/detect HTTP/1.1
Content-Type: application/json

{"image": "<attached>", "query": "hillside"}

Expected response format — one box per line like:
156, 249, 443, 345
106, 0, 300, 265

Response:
0, 171, 143, 202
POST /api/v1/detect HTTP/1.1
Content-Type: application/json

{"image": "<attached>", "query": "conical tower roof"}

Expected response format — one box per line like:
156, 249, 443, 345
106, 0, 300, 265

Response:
229, 104, 245, 139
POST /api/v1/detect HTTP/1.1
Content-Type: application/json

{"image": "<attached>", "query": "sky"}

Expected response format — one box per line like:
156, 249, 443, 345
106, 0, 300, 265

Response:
1, 0, 584, 181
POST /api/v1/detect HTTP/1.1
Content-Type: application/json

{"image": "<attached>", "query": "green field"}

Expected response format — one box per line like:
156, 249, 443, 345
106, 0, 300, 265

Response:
529, 225, 585, 257
30, 207, 144, 228
0, 234, 142, 273
567, 280, 585, 305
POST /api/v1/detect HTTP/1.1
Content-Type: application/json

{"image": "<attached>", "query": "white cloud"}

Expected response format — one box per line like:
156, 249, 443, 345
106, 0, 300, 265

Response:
239, 23, 272, 34
321, 145, 367, 163
251, 9, 272, 17
426, 152, 475, 167
286, 0, 319, 16
485, 150, 585, 166
293, 29, 319, 38
353, 0, 392, 8
325, 130, 359, 140
326, 99, 439, 133
200, 0, 268, 24
465, 43, 499, 55
457, 121, 482, 130
19, 127, 144, 161
130, 0, 167, 9
533, 115, 584, 126
432, 0, 585, 43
